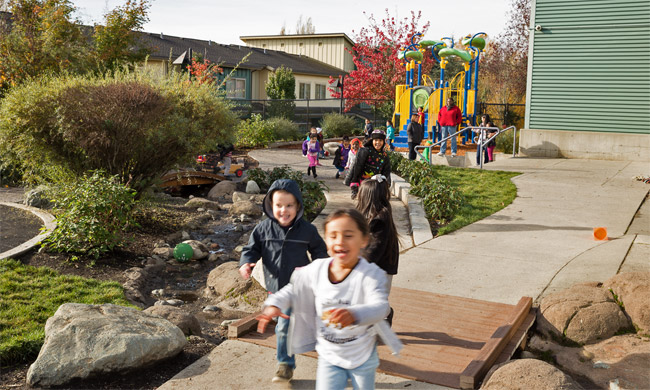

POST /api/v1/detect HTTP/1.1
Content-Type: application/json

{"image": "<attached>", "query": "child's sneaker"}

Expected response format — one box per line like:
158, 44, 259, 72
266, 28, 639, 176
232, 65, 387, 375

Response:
272, 364, 293, 383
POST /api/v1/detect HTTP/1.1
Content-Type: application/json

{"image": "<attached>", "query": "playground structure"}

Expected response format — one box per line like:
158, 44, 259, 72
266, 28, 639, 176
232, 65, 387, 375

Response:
393, 33, 487, 148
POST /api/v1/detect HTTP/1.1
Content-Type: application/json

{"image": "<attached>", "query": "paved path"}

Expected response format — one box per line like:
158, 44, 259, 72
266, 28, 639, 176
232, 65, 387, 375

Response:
161, 150, 649, 389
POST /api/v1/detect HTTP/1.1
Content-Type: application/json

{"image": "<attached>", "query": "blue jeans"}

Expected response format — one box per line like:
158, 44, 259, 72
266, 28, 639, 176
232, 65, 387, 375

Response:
388, 139, 395, 151
440, 126, 457, 154
316, 344, 379, 390
276, 308, 295, 368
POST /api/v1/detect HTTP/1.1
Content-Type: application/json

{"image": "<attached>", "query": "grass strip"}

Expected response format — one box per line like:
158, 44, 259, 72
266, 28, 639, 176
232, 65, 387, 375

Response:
0, 259, 134, 365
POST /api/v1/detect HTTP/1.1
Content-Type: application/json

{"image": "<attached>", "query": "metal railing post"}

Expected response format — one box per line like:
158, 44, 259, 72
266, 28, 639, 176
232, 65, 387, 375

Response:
513, 126, 517, 157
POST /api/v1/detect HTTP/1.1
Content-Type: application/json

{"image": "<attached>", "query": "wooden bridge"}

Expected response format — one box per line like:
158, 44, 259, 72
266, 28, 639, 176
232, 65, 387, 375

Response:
160, 171, 227, 188
230, 287, 535, 389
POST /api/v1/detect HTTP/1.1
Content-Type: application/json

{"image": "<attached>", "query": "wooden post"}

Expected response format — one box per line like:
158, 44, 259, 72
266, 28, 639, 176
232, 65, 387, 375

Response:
459, 296, 532, 389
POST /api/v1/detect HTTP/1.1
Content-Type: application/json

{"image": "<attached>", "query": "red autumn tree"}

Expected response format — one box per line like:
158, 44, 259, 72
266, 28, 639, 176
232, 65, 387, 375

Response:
329, 9, 434, 114
187, 57, 223, 85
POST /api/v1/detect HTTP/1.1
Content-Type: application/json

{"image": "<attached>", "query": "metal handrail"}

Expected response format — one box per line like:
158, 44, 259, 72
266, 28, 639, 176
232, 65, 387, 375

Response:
413, 125, 518, 168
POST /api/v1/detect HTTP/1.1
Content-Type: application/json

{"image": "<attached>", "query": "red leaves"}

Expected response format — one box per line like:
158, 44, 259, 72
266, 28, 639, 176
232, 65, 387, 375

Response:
330, 9, 433, 111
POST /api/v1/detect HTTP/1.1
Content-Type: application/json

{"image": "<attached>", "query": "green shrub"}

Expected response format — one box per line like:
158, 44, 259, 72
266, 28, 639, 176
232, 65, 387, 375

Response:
245, 166, 327, 220
320, 113, 357, 138
410, 177, 464, 223
268, 117, 301, 141
388, 151, 518, 235
0, 259, 133, 364
43, 171, 137, 259
496, 128, 519, 154
235, 114, 275, 148
0, 70, 238, 193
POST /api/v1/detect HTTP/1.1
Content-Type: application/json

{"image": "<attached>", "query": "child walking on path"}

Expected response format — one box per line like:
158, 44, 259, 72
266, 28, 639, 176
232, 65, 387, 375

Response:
356, 177, 400, 324
386, 120, 396, 151
333, 136, 351, 179
303, 134, 320, 178
257, 208, 402, 390
344, 138, 362, 179
348, 130, 391, 200
239, 179, 328, 383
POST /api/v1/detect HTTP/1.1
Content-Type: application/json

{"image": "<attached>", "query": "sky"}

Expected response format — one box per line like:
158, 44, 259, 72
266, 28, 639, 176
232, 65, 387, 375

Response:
71, 0, 512, 45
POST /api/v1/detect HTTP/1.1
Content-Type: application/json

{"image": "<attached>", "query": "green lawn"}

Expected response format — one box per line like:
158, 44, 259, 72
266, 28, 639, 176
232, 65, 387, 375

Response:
433, 165, 519, 235
0, 259, 134, 365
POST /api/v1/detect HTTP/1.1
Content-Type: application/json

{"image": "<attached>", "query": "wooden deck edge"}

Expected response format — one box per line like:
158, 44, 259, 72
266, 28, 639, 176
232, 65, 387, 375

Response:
458, 296, 533, 390
227, 311, 262, 339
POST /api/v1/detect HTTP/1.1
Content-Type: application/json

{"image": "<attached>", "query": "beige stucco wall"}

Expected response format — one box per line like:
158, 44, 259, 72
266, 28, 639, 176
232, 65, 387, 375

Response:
139, 59, 168, 78
294, 74, 339, 108
243, 36, 353, 72
519, 129, 650, 162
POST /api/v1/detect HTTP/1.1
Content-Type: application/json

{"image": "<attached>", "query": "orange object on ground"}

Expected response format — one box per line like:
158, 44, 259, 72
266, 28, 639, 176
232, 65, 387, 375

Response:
593, 227, 608, 240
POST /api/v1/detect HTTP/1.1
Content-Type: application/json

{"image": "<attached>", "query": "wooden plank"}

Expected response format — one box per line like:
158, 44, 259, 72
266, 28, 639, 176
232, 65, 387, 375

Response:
459, 296, 533, 390
228, 311, 266, 339
495, 310, 537, 364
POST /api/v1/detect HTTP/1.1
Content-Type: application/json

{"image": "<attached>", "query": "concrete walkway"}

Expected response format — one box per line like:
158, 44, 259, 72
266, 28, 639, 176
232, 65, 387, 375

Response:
161, 150, 649, 389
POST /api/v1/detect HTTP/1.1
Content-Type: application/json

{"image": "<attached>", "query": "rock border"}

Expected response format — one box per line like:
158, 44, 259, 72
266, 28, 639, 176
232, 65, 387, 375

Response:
390, 173, 434, 245
0, 201, 57, 260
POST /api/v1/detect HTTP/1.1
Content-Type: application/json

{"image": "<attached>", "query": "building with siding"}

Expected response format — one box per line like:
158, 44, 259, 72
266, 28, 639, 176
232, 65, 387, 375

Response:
240, 33, 355, 73
139, 32, 346, 106
521, 0, 650, 161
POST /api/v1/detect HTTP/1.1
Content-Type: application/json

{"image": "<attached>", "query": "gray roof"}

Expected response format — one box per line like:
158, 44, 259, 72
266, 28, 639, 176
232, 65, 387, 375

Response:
138, 32, 347, 77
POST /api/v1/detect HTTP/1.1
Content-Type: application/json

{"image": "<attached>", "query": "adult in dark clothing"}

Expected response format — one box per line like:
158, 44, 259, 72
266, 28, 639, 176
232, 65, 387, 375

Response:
348, 130, 391, 200
406, 114, 424, 160
364, 119, 374, 139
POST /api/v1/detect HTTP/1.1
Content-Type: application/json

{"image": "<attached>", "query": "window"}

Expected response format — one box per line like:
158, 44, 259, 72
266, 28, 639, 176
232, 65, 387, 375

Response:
226, 78, 246, 99
299, 82, 311, 99
315, 84, 327, 99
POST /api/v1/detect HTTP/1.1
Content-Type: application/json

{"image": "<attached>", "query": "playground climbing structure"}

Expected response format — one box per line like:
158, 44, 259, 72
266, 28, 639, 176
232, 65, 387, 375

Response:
393, 33, 487, 148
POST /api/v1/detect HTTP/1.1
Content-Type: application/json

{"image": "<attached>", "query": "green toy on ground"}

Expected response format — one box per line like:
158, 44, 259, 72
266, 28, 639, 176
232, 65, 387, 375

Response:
173, 243, 194, 262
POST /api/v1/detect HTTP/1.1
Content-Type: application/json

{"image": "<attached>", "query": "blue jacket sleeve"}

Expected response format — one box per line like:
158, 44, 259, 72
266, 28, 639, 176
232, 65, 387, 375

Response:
239, 225, 263, 266
309, 226, 329, 261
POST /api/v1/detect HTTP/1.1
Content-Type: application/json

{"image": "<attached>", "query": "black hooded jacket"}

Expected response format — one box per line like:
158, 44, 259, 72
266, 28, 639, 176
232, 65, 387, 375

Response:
239, 179, 328, 293
348, 140, 391, 186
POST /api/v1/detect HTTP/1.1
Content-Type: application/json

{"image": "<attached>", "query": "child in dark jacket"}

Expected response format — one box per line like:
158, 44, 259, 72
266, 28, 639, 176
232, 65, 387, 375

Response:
348, 130, 391, 200
356, 177, 399, 325
332, 136, 351, 179
239, 179, 328, 383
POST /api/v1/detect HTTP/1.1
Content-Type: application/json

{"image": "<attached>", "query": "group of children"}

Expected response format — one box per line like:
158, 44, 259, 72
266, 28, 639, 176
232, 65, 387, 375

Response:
239, 166, 400, 388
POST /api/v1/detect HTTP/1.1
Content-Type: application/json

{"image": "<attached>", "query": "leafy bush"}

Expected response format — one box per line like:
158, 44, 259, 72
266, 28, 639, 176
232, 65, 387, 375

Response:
43, 171, 137, 259
0, 70, 238, 193
246, 166, 327, 220
410, 177, 463, 223
268, 117, 301, 141
388, 151, 463, 224
235, 114, 275, 148
496, 128, 519, 154
320, 113, 357, 138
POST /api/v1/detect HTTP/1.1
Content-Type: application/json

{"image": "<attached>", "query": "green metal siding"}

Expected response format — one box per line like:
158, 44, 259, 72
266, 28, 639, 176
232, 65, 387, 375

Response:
217, 68, 252, 99
529, 0, 650, 134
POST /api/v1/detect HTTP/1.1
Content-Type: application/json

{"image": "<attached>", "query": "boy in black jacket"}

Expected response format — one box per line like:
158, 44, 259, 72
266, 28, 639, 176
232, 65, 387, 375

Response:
239, 179, 328, 383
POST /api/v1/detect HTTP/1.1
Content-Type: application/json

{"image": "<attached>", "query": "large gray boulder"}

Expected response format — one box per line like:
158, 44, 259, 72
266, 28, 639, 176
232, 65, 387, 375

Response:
529, 334, 650, 389
604, 272, 650, 336
207, 181, 237, 200
204, 261, 252, 299
232, 191, 253, 203
204, 261, 267, 314
26, 303, 186, 387
185, 197, 221, 210
481, 359, 583, 390
182, 240, 209, 260
229, 200, 262, 217
144, 305, 202, 336
245, 180, 261, 194
537, 283, 630, 344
